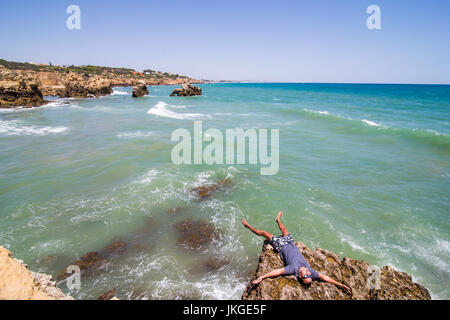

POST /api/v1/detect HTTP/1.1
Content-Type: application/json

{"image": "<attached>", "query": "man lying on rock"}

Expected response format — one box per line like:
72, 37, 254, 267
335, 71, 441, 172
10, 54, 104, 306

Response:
242, 212, 352, 295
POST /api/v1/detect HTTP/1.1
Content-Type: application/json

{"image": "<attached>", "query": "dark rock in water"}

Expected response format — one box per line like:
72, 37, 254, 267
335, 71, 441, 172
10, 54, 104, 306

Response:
173, 219, 220, 251
97, 288, 117, 300
170, 83, 202, 97
192, 184, 221, 199
191, 178, 232, 199
132, 81, 149, 98
204, 256, 230, 272
102, 238, 127, 257
242, 240, 431, 300
57, 251, 104, 281
57, 237, 129, 281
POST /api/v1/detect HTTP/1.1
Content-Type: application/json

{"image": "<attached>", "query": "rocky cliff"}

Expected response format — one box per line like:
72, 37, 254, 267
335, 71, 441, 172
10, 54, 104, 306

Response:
0, 67, 47, 108
242, 240, 431, 300
0, 245, 73, 300
0, 59, 204, 108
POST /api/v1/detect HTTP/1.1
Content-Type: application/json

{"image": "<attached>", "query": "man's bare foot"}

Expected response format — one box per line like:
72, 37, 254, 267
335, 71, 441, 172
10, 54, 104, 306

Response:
276, 211, 283, 222
242, 218, 250, 228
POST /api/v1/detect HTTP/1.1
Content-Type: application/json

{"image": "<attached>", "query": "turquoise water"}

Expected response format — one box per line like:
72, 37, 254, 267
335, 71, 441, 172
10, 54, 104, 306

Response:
0, 83, 449, 299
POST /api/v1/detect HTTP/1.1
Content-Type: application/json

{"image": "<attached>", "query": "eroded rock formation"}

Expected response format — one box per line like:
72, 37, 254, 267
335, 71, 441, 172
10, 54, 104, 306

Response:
0, 245, 72, 300
170, 83, 202, 97
61, 72, 112, 98
242, 240, 431, 300
0, 68, 46, 108
132, 81, 149, 98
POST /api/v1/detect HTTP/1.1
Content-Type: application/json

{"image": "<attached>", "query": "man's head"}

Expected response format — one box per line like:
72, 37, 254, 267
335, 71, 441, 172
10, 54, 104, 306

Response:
298, 267, 313, 285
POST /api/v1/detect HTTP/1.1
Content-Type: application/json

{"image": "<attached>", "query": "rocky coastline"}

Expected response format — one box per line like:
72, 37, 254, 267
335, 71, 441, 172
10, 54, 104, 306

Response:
0, 245, 73, 300
0, 59, 204, 108
242, 240, 431, 300
0, 179, 433, 300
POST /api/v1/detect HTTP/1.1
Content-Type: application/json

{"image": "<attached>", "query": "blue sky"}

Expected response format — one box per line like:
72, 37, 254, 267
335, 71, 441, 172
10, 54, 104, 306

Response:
1, 0, 449, 83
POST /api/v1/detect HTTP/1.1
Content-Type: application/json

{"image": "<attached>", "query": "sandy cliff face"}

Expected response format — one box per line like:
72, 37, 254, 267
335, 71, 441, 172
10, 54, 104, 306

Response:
0, 245, 73, 300
242, 241, 431, 300
0, 68, 47, 108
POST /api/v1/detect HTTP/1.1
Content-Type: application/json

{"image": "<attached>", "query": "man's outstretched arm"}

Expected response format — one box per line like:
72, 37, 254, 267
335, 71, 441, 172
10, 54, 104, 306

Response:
318, 273, 352, 294
252, 268, 286, 285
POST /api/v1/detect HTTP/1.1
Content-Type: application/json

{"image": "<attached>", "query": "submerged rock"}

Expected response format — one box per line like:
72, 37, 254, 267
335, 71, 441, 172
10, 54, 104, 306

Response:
132, 81, 149, 98
57, 251, 104, 281
0, 245, 73, 300
204, 256, 230, 272
97, 288, 118, 300
102, 238, 127, 256
170, 83, 202, 97
173, 219, 221, 251
242, 240, 431, 300
57, 238, 129, 281
191, 178, 232, 199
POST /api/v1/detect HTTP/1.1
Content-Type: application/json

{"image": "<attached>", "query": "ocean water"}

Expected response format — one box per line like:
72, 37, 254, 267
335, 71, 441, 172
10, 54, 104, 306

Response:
0, 83, 449, 299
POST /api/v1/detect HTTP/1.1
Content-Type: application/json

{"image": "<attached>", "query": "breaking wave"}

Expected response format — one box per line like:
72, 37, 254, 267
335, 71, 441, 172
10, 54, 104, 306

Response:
0, 120, 69, 136
147, 101, 210, 120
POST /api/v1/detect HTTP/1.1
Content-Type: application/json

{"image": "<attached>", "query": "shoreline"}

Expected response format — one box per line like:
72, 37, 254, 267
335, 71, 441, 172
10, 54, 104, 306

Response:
0, 59, 206, 109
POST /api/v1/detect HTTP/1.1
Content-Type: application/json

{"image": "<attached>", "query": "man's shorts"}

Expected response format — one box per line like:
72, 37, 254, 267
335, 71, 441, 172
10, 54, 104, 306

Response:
270, 233, 295, 253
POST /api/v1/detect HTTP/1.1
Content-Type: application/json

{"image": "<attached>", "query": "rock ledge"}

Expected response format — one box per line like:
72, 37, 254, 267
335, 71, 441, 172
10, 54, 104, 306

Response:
242, 241, 431, 300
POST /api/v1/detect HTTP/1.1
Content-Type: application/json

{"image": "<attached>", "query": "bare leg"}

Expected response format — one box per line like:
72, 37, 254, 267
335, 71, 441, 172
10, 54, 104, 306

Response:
275, 211, 289, 237
242, 218, 273, 241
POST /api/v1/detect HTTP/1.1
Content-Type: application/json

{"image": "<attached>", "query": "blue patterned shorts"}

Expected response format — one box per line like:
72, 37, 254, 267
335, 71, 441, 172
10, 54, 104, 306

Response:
270, 233, 295, 253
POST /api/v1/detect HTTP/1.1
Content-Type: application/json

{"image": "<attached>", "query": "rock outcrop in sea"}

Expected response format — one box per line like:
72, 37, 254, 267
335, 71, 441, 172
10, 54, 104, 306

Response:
170, 83, 202, 96
242, 240, 431, 300
132, 80, 149, 98
0, 245, 73, 300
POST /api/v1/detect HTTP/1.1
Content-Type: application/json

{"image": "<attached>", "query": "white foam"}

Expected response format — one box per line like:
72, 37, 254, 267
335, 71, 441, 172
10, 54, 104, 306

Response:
0, 120, 69, 136
337, 231, 370, 254
426, 129, 442, 136
136, 169, 160, 185
112, 89, 130, 96
117, 131, 155, 139
147, 101, 210, 120
304, 108, 330, 115
362, 119, 382, 127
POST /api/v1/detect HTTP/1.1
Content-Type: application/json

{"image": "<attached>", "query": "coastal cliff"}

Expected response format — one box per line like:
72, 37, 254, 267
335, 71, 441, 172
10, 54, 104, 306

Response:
0, 66, 47, 108
242, 240, 431, 300
0, 59, 204, 108
0, 245, 73, 300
